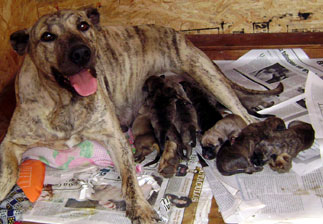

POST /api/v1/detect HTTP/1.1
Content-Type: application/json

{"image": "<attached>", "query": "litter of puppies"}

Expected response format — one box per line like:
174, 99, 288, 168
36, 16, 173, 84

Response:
132, 74, 315, 177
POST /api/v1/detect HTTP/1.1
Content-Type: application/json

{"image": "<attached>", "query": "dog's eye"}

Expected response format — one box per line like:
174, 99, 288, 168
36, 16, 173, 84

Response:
41, 32, 57, 42
78, 21, 90, 32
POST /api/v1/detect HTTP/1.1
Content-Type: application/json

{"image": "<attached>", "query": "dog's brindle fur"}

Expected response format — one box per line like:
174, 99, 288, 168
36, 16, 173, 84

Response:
2, 8, 254, 223
254, 120, 315, 173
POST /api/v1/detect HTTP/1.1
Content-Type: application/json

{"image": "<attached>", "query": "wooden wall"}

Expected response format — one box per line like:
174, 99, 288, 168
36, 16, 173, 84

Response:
1, 0, 322, 92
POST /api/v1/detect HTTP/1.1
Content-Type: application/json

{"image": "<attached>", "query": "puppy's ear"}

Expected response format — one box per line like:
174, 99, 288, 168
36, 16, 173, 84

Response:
85, 7, 100, 25
10, 29, 29, 55
142, 83, 148, 92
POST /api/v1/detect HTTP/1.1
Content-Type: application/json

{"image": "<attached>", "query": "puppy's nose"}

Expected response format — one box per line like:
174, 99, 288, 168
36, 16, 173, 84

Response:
69, 45, 91, 66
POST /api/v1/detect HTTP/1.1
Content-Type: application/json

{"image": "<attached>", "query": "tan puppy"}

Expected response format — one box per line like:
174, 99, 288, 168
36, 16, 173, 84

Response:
132, 104, 159, 163
201, 114, 247, 160
3, 8, 255, 223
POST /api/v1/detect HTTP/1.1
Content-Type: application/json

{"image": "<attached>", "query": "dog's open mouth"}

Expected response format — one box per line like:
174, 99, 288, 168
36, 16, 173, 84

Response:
69, 69, 97, 96
52, 67, 98, 97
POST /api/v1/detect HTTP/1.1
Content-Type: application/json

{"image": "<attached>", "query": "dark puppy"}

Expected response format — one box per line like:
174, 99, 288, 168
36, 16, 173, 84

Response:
174, 98, 199, 159
180, 81, 223, 160
216, 117, 286, 175
180, 81, 222, 133
254, 120, 315, 173
162, 76, 199, 159
143, 75, 184, 166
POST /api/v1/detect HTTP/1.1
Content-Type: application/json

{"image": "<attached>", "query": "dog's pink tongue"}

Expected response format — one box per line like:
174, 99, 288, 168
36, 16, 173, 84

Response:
69, 69, 97, 96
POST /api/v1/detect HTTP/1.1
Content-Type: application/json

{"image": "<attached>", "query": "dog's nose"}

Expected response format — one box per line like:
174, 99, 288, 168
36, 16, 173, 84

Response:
69, 45, 91, 66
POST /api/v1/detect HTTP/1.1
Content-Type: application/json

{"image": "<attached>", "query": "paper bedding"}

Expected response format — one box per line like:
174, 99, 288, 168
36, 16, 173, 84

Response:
1, 138, 145, 223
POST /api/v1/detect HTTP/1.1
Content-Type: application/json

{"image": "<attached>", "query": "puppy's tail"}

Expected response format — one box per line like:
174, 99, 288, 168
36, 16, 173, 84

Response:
246, 109, 275, 118
144, 151, 161, 167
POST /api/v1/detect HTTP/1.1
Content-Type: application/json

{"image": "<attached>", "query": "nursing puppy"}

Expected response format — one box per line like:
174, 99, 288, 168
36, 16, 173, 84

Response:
142, 75, 185, 166
174, 98, 199, 159
180, 80, 223, 160
132, 104, 159, 163
180, 81, 223, 133
3, 8, 256, 223
201, 114, 247, 160
216, 117, 286, 175
162, 75, 199, 159
255, 120, 315, 173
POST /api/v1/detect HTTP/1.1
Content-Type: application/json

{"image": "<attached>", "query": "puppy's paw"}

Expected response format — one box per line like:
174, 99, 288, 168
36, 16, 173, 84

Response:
127, 199, 160, 224
269, 152, 292, 173
158, 141, 180, 178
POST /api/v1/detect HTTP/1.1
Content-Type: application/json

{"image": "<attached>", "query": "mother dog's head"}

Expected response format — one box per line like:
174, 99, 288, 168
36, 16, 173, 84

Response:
10, 8, 100, 96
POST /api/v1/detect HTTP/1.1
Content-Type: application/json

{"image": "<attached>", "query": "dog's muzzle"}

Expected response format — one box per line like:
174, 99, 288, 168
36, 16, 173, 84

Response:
52, 44, 98, 97
69, 45, 91, 66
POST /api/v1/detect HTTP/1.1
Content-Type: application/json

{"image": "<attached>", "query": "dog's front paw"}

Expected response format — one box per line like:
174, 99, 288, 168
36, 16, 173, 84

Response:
126, 199, 160, 224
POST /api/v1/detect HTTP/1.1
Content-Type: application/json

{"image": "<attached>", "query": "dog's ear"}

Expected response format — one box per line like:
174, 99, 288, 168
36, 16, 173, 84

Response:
85, 7, 100, 25
10, 29, 29, 55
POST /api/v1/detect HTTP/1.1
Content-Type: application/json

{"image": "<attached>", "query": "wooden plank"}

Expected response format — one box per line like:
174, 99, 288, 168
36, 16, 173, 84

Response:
186, 32, 323, 60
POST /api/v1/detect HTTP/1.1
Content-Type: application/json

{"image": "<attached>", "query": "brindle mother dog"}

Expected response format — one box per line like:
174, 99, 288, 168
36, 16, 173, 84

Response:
2, 8, 254, 223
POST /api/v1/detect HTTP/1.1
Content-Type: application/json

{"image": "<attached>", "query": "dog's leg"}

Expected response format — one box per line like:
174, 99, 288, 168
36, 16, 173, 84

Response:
101, 135, 159, 223
85, 99, 159, 223
179, 39, 255, 124
0, 140, 23, 201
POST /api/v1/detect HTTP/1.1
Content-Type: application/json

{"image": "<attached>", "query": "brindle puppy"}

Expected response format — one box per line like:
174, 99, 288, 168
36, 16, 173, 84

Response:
216, 117, 286, 176
201, 114, 247, 160
142, 75, 184, 166
174, 98, 199, 159
3, 8, 256, 223
254, 120, 315, 173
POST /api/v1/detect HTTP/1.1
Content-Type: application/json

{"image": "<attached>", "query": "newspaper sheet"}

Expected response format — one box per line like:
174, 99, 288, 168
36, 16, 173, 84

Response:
201, 49, 323, 223
22, 149, 212, 224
